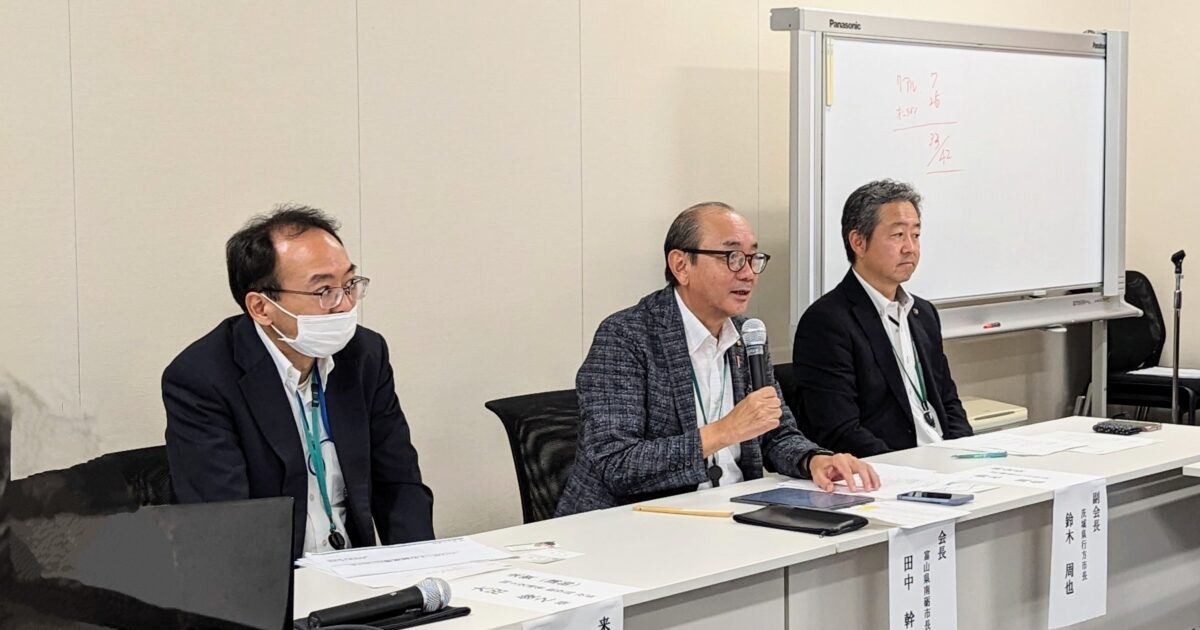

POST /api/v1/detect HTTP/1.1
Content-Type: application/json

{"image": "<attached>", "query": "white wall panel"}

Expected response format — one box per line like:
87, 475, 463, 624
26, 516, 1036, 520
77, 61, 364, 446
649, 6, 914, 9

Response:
357, 0, 582, 535
70, 1, 360, 451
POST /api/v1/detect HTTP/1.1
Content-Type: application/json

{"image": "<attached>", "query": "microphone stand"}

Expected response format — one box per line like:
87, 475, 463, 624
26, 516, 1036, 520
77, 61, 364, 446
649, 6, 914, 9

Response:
1171, 250, 1186, 423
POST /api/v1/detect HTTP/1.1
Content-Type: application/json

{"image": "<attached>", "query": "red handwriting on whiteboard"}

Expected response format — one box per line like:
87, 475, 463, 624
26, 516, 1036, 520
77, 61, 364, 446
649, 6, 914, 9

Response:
893, 121, 958, 132
897, 75, 918, 93
926, 135, 963, 175
889, 69, 962, 175
927, 135, 952, 167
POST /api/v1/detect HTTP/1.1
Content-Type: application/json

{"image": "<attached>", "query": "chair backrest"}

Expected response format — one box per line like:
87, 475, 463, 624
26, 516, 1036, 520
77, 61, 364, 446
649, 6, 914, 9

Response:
773, 362, 802, 417
1109, 270, 1166, 373
485, 389, 580, 523
7, 445, 173, 520
1, 389, 11, 584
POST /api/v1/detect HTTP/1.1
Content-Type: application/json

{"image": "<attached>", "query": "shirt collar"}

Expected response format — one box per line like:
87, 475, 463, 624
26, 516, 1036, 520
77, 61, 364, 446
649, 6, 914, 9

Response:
674, 289, 740, 357
253, 320, 335, 393
852, 269, 912, 318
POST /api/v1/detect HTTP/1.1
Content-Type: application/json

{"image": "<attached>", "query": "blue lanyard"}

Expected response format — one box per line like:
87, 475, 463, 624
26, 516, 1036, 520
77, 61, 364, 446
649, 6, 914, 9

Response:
295, 368, 339, 540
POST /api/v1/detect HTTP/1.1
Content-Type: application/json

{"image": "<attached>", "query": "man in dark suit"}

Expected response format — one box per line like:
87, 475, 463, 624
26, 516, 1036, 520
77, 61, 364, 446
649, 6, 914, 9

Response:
556, 202, 877, 516
791, 180, 972, 457
163, 206, 433, 559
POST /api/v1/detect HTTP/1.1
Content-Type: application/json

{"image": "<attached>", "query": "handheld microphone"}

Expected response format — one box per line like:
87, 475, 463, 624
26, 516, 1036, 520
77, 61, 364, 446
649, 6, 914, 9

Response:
307, 577, 450, 628
1173, 249, 1186, 273
741, 318, 769, 391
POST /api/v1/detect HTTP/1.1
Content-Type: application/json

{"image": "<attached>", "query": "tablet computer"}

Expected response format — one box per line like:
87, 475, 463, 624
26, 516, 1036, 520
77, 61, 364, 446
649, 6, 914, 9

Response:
730, 487, 874, 510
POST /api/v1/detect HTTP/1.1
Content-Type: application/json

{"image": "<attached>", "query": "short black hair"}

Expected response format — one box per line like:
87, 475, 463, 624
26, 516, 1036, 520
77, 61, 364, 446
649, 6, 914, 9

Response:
663, 202, 734, 286
225, 204, 343, 312
841, 179, 922, 264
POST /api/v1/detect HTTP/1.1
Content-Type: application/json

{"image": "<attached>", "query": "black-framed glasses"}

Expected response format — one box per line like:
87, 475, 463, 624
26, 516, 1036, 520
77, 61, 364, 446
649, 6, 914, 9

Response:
264, 276, 370, 309
681, 249, 771, 274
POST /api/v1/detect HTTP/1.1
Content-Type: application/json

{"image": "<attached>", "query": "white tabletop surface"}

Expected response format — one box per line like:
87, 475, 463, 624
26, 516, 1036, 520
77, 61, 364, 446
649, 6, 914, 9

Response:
295, 416, 1200, 627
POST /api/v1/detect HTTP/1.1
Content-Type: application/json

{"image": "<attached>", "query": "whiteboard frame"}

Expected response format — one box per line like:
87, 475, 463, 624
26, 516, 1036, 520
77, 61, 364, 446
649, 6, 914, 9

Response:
772, 8, 1131, 340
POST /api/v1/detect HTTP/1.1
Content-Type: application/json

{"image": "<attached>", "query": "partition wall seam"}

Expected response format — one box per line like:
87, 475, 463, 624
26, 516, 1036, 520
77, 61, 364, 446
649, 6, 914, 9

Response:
755, 1, 762, 243
67, 0, 83, 404
354, 2, 365, 320
578, 0, 586, 359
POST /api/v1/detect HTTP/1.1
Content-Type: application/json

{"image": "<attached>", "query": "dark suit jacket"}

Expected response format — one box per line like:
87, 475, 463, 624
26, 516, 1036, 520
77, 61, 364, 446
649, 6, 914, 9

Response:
791, 271, 971, 457
556, 287, 821, 516
162, 315, 433, 559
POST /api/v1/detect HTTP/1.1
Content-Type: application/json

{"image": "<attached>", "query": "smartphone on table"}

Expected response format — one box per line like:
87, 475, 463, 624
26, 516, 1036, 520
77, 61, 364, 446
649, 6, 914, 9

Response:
896, 491, 973, 506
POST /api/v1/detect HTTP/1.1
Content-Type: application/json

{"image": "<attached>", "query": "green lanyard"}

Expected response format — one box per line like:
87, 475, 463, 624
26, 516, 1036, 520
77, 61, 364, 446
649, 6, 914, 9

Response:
690, 357, 729, 426
887, 311, 936, 429
296, 368, 346, 550
691, 357, 730, 486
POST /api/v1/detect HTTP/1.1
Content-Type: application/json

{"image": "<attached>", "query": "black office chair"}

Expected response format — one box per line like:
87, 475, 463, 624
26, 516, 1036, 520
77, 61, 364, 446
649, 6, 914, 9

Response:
6, 445, 173, 520
773, 362, 802, 416
1, 389, 12, 586
485, 389, 580, 523
1105, 270, 1199, 424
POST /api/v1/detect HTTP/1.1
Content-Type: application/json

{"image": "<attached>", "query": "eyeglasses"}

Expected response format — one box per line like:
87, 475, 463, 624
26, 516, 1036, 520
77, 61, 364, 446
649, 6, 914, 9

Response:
681, 249, 771, 274
264, 276, 370, 309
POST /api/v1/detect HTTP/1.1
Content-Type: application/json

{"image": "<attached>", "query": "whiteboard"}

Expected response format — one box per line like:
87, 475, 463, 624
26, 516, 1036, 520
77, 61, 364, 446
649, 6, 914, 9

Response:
821, 38, 1106, 303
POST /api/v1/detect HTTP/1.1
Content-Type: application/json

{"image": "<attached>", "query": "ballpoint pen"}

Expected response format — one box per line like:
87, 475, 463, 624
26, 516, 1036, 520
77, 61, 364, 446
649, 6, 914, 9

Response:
951, 451, 1007, 459
504, 541, 557, 552
633, 505, 733, 518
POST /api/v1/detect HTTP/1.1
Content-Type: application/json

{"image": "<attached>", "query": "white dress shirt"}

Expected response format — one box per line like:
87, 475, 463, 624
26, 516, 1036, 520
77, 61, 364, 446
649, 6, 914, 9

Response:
254, 323, 351, 554
674, 290, 745, 489
852, 270, 944, 445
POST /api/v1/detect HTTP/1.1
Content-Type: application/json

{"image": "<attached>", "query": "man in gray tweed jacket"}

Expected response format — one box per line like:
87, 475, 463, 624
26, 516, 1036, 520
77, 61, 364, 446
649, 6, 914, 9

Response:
557, 203, 878, 516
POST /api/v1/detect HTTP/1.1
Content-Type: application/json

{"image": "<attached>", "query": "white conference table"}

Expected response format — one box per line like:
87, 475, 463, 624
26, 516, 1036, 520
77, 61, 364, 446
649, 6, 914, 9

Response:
1183, 462, 1200, 478
295, 417, 1200, 629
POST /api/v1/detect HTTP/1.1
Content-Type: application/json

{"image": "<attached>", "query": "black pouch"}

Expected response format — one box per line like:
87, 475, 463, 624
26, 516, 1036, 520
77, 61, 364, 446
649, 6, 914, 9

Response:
299, 606, 470, 630
733, 505, 868, 536
373, 606, 471, 629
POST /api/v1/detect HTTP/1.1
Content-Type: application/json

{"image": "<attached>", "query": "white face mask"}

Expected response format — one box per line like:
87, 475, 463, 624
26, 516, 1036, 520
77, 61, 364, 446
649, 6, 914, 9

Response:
263, 296, 359, 358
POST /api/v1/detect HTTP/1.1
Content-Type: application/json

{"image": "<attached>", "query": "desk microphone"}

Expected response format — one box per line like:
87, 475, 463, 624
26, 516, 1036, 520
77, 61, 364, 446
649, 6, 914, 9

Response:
1171, 250, 1187, 423
307, 577, 450, 628
741, 318, 770, 390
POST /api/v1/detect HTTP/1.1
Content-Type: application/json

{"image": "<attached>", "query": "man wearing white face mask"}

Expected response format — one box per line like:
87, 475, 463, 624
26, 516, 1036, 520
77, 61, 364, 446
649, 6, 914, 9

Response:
163, 205, 434, 560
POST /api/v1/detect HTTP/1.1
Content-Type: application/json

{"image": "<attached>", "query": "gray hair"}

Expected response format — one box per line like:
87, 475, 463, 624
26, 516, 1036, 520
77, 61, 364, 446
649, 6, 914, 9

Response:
841, 179, 923, 264
663, 202, 735, 286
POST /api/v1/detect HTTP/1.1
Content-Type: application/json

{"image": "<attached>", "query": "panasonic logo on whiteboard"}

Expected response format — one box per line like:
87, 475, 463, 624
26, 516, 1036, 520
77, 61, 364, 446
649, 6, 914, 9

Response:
829, 19, 862, 30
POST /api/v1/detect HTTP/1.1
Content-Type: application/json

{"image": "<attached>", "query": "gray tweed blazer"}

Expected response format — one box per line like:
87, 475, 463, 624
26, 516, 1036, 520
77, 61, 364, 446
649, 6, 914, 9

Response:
555, 286, 820, 516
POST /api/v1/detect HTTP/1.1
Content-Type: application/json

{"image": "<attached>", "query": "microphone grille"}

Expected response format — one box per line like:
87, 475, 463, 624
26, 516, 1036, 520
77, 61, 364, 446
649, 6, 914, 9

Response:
741, 318, 767, 347
417, 577, 452, 612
